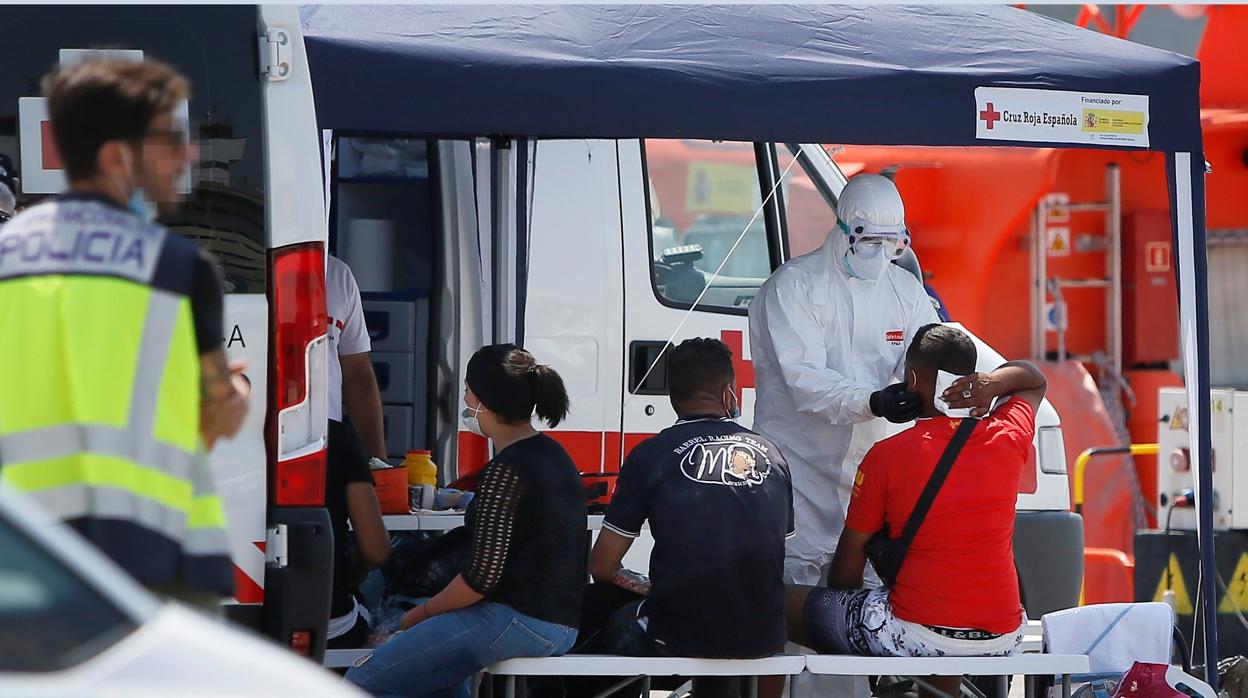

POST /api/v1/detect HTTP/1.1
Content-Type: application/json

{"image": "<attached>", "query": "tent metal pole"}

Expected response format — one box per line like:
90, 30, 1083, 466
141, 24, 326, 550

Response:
490, 138, 513, 345
514, 138, 530, 347
1107, 164, 1122, 374
1031, 204, 1045, 361
1174, 151, 1219, 688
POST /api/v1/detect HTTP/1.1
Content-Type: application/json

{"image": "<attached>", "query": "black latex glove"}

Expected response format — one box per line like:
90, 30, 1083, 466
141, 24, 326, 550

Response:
869, 383, 923, 423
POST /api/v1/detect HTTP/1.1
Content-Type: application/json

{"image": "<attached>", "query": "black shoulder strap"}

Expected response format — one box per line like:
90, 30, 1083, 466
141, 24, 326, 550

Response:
898, 417, 980, 546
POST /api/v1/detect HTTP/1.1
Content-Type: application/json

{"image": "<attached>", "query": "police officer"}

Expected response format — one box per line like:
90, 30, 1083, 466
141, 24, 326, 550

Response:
0, 58, 247, 608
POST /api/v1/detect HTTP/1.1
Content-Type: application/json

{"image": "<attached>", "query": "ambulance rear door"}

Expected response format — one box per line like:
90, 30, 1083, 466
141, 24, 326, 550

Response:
618, 139, 789, 449
520, 140, 626, 477
0, 4, 282, 621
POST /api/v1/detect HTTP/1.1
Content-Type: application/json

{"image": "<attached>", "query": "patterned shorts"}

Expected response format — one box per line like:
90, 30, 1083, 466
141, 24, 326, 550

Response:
803, 587, 1026, 657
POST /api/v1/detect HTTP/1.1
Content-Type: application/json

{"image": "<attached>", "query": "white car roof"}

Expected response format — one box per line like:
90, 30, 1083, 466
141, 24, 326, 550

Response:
0, 490, 361, 696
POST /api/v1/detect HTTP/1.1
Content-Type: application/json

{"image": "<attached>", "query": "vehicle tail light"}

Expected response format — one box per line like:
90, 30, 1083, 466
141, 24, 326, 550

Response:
1037, 426, 1067, 475
275, 450, 327, 508
290, 629, 312, 656
268, 243, 328, 507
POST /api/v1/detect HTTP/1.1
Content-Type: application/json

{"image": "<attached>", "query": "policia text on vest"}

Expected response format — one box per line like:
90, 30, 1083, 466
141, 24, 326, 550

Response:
0, 196, 234, 596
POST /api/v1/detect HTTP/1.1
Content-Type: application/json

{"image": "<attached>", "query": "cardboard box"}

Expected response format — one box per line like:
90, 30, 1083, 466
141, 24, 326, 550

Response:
373, 466, 409, 514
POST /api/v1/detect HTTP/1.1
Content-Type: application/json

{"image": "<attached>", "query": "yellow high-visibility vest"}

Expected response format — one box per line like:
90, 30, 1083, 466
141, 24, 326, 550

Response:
0, 195, 232, 595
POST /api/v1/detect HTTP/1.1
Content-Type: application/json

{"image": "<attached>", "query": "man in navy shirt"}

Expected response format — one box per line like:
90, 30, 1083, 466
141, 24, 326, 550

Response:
590, 338, 795, 683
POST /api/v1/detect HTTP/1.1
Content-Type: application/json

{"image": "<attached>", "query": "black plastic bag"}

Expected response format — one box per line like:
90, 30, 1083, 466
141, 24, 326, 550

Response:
381, 527, 472, 600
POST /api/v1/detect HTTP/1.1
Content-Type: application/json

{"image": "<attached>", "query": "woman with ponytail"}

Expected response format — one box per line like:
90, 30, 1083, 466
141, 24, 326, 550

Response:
348, 344, 587, 698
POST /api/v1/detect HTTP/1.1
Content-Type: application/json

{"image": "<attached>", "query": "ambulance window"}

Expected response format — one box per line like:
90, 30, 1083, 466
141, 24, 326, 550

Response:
0, 514, 135, 672
0, 6, 267, 293
776, 145, 841, 259
642, 139, 778, 314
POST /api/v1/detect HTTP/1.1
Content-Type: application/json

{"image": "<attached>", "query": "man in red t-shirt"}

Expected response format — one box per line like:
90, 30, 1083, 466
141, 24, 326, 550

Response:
782, 323, 1047, 662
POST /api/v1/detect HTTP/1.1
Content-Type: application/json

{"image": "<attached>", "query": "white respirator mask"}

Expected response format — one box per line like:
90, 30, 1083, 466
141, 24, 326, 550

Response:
838, 219, 910, 281
462, 403, 486, 437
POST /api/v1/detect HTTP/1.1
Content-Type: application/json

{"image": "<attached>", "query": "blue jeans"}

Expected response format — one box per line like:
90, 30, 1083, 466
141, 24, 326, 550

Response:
345, 601, 578, 698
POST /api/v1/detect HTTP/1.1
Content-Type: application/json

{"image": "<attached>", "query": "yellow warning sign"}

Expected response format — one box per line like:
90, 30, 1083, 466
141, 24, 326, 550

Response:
1047, 227, 1071, 257
1153, 554, 1193, 615
1044, 193, 1070, 224
1170, 406, 1189, 431
1219, 554, 1248, 614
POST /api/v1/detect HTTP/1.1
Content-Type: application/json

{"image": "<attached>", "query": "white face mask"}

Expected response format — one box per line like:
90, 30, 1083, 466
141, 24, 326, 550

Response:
843, 242, 889, 281
462, 403, 485, 437
127, 189, 158, 223
118, 145, 158, 223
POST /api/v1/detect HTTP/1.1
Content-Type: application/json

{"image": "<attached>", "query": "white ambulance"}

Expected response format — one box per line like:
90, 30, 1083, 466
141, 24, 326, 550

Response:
1, 5, 1081, 661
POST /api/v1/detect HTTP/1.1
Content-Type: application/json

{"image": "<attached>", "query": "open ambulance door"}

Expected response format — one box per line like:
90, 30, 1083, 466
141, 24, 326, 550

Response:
611, 139, 791, 573
617, 138, 783, 459
259, 5, 334, 660
515, 139, 626, 482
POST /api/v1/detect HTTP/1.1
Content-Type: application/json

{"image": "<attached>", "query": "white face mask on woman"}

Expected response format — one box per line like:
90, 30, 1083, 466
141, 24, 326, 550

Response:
462, 402, 486, 437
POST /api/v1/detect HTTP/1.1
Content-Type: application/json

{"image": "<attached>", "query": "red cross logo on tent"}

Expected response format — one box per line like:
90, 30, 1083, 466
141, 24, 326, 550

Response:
979, 102, 1002, 130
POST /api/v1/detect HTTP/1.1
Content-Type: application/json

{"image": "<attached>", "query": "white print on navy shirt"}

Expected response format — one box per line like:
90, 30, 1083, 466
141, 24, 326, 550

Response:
675, 433, 773, 487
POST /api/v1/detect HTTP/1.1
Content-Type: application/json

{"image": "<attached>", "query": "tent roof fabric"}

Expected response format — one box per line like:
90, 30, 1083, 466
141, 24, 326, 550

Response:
300, 4, 1202, 152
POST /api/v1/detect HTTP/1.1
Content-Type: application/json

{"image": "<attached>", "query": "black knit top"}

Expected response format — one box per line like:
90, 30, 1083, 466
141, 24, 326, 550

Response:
462, 433, 587, 627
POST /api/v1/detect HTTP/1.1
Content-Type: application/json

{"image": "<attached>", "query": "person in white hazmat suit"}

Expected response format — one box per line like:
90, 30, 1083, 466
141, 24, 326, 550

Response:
749, 173, 938, 697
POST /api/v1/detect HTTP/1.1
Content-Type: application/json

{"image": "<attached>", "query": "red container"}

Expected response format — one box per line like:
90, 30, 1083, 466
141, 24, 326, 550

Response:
373, 466, 410, 515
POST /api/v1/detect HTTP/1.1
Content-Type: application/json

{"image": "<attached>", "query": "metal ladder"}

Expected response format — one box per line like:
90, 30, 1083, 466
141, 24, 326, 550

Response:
1031, 164, 1148, 530
1029, 163, 1122, 371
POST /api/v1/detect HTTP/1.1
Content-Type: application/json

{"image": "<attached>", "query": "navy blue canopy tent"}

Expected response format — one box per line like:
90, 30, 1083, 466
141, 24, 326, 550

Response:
301, 5, 1200, 150
301, 4, 1217, 679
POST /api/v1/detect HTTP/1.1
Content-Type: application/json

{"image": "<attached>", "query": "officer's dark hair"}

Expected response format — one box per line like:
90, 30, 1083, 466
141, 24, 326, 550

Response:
906, 324, 977, 375
466, 344, 569, 427
666, 338, 735, 406
43, 58, 190, 182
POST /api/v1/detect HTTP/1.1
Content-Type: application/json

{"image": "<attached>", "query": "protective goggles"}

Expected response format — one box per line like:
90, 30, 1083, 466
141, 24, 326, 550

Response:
837, 218, 910, 260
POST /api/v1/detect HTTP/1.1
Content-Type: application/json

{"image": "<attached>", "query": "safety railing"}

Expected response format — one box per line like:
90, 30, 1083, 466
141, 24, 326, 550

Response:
1072, 443, 1158, 515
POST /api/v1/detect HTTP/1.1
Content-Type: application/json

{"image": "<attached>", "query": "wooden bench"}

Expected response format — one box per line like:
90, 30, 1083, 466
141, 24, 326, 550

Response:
482, 654, 806, 698
804, 653, 1089, 698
